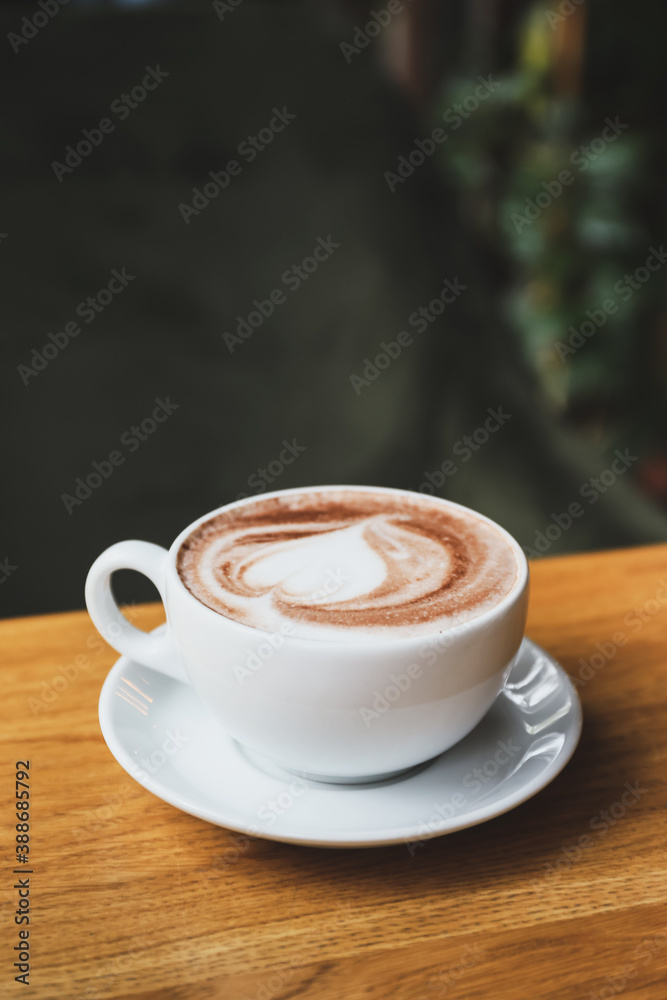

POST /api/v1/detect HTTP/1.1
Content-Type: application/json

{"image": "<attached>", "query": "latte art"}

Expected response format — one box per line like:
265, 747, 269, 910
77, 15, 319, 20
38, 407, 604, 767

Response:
176, 489, 519, 640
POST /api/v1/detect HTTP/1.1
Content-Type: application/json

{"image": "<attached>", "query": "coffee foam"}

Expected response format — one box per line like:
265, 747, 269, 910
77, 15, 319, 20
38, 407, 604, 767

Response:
176, 489, 519, 640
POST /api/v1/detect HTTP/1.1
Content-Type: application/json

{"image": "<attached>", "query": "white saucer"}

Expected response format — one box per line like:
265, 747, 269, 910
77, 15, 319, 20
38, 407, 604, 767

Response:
99, 631, 582, 849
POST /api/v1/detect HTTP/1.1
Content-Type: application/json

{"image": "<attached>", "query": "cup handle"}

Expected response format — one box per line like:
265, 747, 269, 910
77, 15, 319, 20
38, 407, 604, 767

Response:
85, 540, 190, 683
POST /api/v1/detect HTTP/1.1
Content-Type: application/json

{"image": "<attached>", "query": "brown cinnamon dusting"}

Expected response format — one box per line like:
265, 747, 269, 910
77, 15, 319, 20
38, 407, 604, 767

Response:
176, 489, 518, 633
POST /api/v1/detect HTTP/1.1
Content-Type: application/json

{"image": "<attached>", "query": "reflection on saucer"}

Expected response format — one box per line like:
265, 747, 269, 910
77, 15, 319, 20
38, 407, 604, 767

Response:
115, 675, 154, 715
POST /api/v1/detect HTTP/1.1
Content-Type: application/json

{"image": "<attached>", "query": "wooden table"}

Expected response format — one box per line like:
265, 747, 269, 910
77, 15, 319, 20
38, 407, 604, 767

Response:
2, 544, 667, 1000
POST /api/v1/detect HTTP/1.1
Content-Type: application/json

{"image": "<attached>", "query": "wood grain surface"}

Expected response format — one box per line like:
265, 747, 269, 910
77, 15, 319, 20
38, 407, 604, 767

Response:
2, 545, 667, 1000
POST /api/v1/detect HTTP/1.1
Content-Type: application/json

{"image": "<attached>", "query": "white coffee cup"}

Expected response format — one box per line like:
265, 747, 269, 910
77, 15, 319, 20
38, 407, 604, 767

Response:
85, 485, 529, 782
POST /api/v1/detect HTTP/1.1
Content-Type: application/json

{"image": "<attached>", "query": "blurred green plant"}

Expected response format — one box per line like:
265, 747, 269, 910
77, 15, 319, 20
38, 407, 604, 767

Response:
431, 0, 667, 503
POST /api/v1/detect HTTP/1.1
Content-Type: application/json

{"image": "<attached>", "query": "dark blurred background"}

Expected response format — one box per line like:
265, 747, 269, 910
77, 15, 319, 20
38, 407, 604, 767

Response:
2, 0, 666, 618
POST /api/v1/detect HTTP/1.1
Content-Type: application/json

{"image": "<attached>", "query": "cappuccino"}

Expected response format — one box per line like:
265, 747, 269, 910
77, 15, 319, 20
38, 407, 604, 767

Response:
176, 488, 519, 640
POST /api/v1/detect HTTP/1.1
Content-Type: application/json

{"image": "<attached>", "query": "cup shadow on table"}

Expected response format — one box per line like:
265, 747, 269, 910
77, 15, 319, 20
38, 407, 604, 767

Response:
203, 704, 649, 901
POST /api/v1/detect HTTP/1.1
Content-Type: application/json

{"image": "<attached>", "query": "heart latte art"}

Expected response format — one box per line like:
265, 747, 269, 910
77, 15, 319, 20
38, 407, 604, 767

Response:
176, 490, 519, 639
